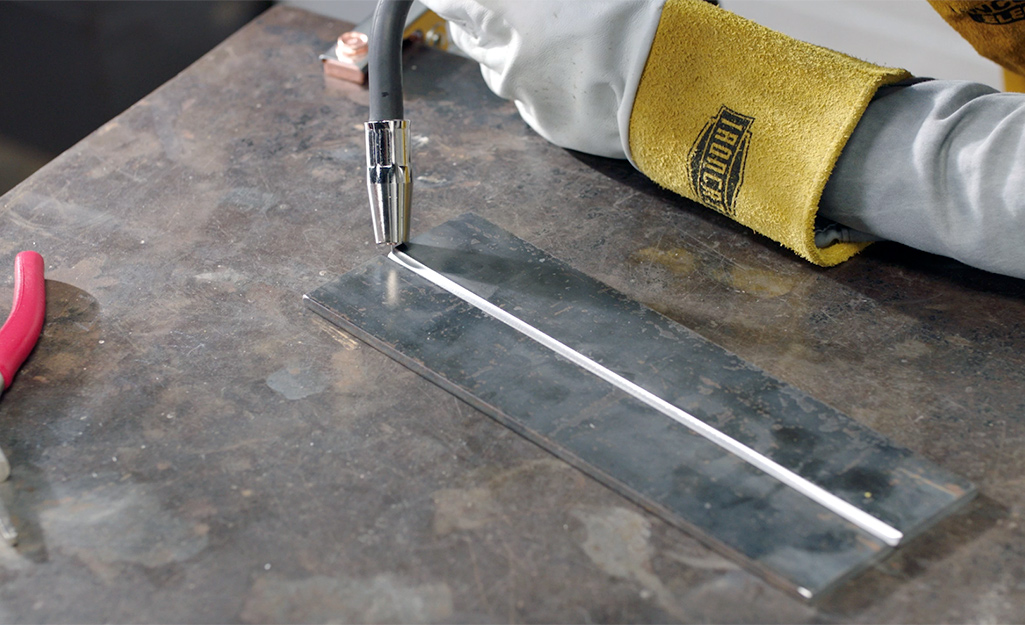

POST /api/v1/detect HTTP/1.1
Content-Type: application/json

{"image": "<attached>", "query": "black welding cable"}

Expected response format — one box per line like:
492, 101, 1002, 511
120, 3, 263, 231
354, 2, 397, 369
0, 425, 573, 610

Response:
369, 0, 414, 121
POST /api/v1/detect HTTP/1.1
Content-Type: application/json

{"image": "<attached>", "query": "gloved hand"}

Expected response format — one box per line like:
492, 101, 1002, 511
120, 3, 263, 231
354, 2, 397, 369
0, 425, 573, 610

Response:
421, 0, 1025, 280
421, 0, 910, 267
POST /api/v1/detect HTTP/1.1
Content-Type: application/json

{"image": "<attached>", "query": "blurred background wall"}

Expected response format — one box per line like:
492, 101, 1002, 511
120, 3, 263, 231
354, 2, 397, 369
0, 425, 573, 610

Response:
0, 1, 270, 194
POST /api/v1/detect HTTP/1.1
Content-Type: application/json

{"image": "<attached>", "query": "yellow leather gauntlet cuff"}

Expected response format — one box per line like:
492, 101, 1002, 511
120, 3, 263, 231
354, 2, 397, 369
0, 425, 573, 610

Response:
629, 0, 911, 266
929, 1, 1025, 77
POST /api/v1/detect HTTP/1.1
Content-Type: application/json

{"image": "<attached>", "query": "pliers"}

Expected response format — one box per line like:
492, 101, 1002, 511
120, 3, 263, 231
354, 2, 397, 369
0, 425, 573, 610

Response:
0, 251, 45, 397
0, 250, 45, 472
0, 251, 45, 545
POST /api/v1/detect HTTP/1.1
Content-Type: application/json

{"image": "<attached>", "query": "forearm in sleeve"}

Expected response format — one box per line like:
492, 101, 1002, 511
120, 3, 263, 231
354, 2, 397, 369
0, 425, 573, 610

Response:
820, 79, 1025, 279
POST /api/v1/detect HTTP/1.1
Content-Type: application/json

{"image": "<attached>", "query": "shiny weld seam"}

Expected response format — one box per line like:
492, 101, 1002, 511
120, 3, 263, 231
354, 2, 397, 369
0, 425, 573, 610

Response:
388, 250, 904, 548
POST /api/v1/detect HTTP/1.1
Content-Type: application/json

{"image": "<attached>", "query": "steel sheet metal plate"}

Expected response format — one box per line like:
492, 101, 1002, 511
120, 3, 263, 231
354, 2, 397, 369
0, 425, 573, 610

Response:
305, 213, 975, 599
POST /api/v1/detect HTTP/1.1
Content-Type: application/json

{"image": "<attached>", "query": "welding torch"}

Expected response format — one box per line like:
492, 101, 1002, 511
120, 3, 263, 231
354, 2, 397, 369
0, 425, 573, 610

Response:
366, 0, 415, 246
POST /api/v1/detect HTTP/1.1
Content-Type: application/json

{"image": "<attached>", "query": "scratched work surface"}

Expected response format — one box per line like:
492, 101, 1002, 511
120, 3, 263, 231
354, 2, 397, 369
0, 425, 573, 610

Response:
0, 5, 1023, 623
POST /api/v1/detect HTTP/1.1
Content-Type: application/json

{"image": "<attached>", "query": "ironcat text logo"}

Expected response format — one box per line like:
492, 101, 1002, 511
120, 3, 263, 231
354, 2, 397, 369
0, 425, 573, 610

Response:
689, 106, 754, 217
966, 1, 1025, 24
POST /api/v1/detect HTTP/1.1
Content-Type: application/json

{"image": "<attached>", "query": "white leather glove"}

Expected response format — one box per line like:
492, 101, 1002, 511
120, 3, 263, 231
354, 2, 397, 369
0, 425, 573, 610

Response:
422, 0, 1025, 280
419, 0, 665, 159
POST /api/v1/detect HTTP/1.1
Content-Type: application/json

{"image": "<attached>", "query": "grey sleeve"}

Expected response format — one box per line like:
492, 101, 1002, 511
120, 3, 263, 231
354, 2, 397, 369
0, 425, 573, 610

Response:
820, 79, 1025, 279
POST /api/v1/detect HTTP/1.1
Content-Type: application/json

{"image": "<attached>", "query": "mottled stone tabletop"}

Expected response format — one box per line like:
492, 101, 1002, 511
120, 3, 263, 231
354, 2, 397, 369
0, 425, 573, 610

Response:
0, 6, 1021, 623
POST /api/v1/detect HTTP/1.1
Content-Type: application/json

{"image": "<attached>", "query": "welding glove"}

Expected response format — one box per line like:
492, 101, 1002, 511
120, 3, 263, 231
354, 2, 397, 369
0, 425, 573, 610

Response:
928, 1, 1025, 77
420, 0, 909, 266
421, 0, 1025, 279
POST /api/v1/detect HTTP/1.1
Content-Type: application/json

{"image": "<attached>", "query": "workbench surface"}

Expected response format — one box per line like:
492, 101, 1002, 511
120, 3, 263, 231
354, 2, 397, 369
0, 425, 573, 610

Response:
0, 6, 1022, 623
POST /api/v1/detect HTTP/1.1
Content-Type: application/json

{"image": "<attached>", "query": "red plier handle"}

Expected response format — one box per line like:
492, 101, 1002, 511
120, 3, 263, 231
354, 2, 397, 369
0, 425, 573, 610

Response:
0, 251, 45, 391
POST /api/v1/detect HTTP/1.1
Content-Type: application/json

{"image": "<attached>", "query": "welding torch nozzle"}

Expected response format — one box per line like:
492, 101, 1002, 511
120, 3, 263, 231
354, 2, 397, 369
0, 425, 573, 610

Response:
365, 119, 412, 245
